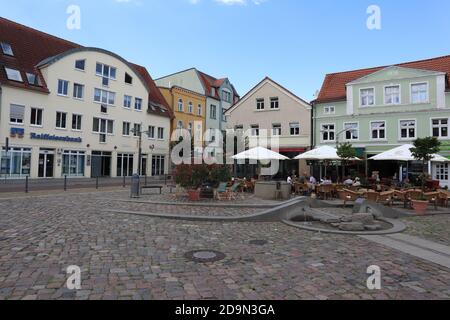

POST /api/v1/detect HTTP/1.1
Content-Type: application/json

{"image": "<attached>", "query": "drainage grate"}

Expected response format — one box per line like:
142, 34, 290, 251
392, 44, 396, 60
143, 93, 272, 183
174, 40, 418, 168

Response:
249, 240, 268, 246
184, 250, 226, 263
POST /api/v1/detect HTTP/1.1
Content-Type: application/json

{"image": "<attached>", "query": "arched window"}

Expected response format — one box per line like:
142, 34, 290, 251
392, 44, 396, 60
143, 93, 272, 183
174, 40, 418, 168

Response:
197, 104, 202, 116
177, 121, 183, 129
188, 102, 193, 113
178, 99, 183, 112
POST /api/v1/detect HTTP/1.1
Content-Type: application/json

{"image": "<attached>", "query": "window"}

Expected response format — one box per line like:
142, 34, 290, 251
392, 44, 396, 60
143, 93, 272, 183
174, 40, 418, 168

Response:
272, 124, 281, 136
93, 118, 114, 143
125, 73, 133, 84
123, 95, 132, 108
290, 122, 300, 136
270, 97, 279, 109
152, 155, 166, 176
434, 163, 449, 182
10, 104, 25, 124
432, 119, 448, 138
371, 121, 386, 140
26, 73, 40, 86
94, 88, 115, 105
177, 121, 183, 130
321, 124, 335, 141
117, 154, 134, 177
344, 123, 359, 140
157, 127, 164, 140
197, 104, 202, 116
251, 125, 260, 137
176, 99, 183, 112
385, 85, 400, 105
324, 106, 335, 114
133, 123, 141, 137
188, 102, 193, 113
5, 67, 23, 82
1, 147, 32, 178
1, 42, 13, 56
411, 83, 428, 104
62, 150, 85, 177
222, 91, 231, 103
135, 98, 143, 111
30, 108, 43, 126
122, 122, 131, 136
400, 120, 416, 140
360, 88, 375, 107
73, 83, 84, 99
96, 62, 117, 80
256, 98, 265, 110
72, 114, 82, 131
56, 112, 67, 129
75, 60, 85, 71
210, 105, 217, 119
148, 126, 155, 139
100, 105, 108, 114
58, 79, 69, 96
188, 122, 193, 136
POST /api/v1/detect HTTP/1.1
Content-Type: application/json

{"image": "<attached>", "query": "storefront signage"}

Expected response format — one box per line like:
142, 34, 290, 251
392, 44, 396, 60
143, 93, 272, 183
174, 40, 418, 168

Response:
10, 128, 25, 138
30, 133, 82, 143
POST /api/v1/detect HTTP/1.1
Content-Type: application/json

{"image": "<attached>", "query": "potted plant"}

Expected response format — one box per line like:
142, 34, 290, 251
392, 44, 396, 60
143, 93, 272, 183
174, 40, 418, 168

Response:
410, 137, 441, 214
174, 164, 209, 201
337, 142, 357, 182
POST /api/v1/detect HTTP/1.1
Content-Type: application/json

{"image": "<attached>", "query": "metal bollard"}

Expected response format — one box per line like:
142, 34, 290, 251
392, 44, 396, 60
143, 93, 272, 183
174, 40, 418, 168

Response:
123, 176, 126, 188
96, 176, 99, 189
25, 176, 29, 193
145, 175, 147, 186
64, 175, 67, 191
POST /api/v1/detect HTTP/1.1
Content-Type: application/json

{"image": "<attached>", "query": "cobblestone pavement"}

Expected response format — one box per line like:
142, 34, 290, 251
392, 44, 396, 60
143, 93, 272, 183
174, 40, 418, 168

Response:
0, 190, 449, 300
402, 215, 450, 246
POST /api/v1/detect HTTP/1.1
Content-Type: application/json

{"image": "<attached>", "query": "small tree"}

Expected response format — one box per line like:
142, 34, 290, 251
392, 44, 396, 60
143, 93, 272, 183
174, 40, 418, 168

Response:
337, 143, 357, 181
410, 137, 441, 191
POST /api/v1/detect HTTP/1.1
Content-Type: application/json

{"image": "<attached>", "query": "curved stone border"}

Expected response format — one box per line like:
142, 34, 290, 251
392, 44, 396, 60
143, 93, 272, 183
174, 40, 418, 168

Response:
281, 218, 407, 236
104, 197, 301, 209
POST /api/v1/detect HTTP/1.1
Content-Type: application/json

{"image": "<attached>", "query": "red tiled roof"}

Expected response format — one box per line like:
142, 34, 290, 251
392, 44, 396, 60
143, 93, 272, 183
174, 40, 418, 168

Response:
197, 70, 239, 100
315, 55, 450, 104
0, 16, 171, 118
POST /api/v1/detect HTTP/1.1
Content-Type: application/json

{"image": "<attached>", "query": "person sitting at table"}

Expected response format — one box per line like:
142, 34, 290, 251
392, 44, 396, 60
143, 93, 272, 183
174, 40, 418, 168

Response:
343, 176, 354, 186
287, 175, 293, 185
353, 177, 361, 187
322, 176, 333, 185
309, 175, 317, 185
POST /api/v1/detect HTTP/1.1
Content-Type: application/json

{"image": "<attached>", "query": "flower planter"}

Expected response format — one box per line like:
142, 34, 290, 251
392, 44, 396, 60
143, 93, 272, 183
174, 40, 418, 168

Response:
187, 189, 201, 201
411, 200, 428, 215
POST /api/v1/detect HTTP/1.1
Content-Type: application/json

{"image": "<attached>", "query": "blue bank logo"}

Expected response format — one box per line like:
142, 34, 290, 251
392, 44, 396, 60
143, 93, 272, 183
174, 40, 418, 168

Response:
30, 133, 82, 143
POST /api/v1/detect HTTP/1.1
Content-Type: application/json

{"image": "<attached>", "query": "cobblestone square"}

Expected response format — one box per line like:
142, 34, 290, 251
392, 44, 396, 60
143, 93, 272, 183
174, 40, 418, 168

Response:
0, 189, 449, 300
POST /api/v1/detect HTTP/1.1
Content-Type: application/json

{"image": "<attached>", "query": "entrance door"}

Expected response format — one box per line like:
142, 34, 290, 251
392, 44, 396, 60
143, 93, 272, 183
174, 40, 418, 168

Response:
141, 155, 148, 176
91, 151, 112, 177
38, 150, 55, 178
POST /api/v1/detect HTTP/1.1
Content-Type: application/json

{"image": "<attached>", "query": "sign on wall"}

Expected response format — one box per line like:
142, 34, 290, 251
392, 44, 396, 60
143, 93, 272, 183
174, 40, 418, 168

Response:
30, 133, 82, 143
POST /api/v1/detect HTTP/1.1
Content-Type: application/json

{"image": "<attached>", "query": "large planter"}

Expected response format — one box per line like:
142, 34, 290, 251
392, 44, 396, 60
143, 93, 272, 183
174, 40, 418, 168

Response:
411, 200, 428, 215
187, 189, 201, 201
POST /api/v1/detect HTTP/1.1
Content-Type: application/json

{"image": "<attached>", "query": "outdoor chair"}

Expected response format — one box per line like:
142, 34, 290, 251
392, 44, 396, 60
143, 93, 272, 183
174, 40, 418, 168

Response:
392, 190, 409, 208
295, 183, 309, 196
438, 190, 450, 207
229, 182, 243, 200
379, 191, 395, 206
243, 181, 255, 193
424, 192, 439, 211
216, 182, 230, 201
318, 184, 334, 200
365, 190, 380, 203
338, 189, 360, 207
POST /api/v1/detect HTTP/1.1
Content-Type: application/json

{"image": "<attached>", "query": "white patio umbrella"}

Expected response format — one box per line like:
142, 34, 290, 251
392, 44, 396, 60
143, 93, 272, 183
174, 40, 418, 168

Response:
369, 144, 449, 162
232, 146, 290, 161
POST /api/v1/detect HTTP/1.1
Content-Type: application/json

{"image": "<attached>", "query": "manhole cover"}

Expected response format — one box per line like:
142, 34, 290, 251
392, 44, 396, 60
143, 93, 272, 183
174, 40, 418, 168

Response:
184, 250, 226, 263
249, 240, 268, 246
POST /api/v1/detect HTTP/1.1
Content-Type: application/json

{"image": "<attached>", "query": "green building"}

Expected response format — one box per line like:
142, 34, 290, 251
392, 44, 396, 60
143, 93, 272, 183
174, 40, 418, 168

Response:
312, 55, 450, 186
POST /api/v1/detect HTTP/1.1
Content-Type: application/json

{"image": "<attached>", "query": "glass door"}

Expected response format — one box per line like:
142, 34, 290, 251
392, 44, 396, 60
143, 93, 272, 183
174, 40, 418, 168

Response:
38, 150, 55, 178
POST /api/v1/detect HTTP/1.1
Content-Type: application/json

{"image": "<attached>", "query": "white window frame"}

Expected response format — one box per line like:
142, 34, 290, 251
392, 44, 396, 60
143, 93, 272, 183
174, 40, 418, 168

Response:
251, 125, 260, 137
178, 99, 183, 112
410, 82, 429, 104
95, 62, 117, 80
197, 104, 202, 116
93, 118, 114, 135
290, 122, 300, 136
256, 98, 265, 111
1, 42, 14, 56
56, 111, 68, 130
188, 102, 193, 113
122, 121, 131, 137
360, 87, 375, 107
344, 122, 359, 141
148, 126, 155, 139
57, 79, 69, 96
210, 105, 217, 120
26, 73, 40, 86
272, 124, 282, 136
384, 84, 401, 105
9, 104, 25, 125
321, 123, 336, 142
135, 98, 143, 111
270, 97, 279, 110
72, 114, 83, 131
157, 127, 164, 140
123, 95, 132, 109
323, 106, 335, 115
398, 119, 416, 141
431, 117, 449, 139
73, 83, 84, 100
370, 120, 387, 141
30, 107, 43, 127
94, 88, 116, 106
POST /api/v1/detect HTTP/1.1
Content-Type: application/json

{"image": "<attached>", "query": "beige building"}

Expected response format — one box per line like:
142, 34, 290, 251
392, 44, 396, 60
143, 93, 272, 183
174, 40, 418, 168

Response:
225, 77, 311, 177
0, 17, 172, 179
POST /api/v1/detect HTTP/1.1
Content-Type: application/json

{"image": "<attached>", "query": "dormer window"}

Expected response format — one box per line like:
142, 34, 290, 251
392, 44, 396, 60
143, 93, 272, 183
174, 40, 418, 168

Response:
26, 73, 41, 86
1, 42, 14, 56
4, 67, 23, 82
211, 88, 216, 96
125, 73, 133, 84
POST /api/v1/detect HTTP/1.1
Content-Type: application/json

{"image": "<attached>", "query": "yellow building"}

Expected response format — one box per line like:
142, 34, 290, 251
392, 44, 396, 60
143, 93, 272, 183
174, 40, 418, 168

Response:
158, 86, 206, 143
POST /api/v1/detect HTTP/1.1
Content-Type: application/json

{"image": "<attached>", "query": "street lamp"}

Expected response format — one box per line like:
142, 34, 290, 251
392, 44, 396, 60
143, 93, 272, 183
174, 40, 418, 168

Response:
130, 123, 151, 176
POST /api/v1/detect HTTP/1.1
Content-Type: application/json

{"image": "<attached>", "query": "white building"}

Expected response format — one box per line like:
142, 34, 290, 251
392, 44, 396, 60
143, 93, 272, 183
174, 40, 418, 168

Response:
0, 17, 172, 179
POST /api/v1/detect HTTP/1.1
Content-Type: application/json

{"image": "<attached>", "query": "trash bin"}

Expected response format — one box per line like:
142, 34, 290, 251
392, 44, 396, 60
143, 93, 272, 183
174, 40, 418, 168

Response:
130, 174, 140, 198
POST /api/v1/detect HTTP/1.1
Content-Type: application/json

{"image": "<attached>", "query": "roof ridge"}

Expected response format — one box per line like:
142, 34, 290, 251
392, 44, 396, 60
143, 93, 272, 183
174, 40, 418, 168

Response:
0, 16, 81, 48
325, 54, 450, 76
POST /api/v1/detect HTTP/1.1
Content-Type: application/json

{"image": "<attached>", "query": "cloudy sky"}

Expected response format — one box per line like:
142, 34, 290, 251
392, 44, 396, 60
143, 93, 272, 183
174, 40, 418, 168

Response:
2, 0, 450, 100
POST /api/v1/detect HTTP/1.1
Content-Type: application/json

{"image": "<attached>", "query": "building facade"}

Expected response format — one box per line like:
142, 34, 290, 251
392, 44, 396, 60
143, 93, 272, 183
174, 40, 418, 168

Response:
226, 77, 312, 177
158, 86, 206, 144
0, 17, 172, 179
313, 55, 450, 186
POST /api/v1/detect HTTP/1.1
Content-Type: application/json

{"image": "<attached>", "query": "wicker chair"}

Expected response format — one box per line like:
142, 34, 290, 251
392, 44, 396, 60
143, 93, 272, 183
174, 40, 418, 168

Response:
338, 189, 360, 207
438, 190, 450, 207
424, 192, 439, 211
365, 190, 380, 203
392, 190, 408, 208
379, 191, 395, 206
318, 184, 334, 200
